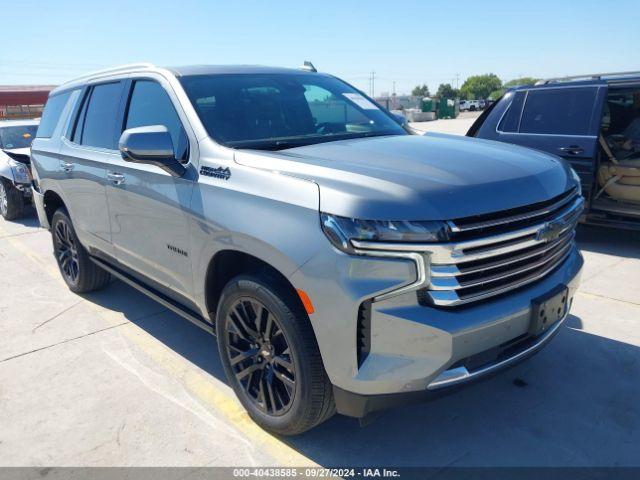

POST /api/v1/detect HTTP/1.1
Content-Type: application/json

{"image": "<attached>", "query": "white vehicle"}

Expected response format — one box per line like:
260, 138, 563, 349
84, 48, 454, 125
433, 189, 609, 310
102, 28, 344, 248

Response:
0, 119, 38, 220
460, 100, 481, 111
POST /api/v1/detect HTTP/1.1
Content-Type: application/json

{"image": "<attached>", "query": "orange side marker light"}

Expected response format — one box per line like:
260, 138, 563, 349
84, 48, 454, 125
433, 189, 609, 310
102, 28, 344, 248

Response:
296, 289, 315, 315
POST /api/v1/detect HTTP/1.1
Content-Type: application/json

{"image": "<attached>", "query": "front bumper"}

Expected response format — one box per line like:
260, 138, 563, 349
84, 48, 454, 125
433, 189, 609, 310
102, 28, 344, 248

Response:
334, 306, 570, 418
292, 243, 583, 416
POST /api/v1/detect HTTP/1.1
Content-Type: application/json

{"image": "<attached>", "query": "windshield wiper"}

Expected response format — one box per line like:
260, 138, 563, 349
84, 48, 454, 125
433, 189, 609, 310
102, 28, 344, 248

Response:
230, 130, 404, 151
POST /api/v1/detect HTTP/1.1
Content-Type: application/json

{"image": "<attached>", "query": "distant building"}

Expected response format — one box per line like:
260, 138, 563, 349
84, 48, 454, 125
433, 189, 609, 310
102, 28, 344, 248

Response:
0, 85, 56, 120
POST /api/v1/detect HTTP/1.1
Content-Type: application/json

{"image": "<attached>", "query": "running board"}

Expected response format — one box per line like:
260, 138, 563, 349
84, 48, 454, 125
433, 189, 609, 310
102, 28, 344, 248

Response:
90, 256, 215, 336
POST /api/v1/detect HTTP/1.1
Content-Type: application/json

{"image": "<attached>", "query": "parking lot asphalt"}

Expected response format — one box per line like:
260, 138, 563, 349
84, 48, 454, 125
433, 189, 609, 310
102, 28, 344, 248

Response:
1, 116, 639, 467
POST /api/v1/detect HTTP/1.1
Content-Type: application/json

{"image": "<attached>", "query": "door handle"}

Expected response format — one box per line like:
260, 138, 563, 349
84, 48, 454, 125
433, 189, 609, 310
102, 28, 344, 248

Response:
60, 161, 74, 172
559, 146, 584, 155
107, 172, 125, 185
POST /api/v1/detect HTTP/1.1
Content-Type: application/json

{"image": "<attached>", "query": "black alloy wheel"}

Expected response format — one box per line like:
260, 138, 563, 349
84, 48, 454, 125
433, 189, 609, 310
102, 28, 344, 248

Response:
225, 296, 296, 415
217, 273, 335, 435
50, 208, 110, 293
53, 216, 80, 285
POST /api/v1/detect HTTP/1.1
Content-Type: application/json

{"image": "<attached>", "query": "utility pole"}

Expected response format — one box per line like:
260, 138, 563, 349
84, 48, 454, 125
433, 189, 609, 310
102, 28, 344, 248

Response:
369, 70, 376, 97
455, 73, 460, 90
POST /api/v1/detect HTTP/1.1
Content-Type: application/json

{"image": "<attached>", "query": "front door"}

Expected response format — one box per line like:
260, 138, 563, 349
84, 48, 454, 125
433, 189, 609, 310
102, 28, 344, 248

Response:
105, 77, 196, 302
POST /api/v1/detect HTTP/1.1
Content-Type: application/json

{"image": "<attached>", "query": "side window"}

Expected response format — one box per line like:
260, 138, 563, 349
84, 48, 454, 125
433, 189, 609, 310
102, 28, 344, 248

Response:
37, 91, 72, 138
72, 90, 89, 144
78, 82, 123, 149
497, 91, 525, 133
519, 87, 597, 135
125, 80, 189, 161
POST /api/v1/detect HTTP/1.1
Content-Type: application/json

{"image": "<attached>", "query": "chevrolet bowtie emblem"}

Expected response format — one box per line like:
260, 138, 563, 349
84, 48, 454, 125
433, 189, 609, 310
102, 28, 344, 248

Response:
536, 219, 566, 242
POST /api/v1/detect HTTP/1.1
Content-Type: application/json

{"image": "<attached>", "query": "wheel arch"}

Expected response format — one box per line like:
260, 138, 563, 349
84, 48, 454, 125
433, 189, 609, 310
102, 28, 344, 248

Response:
204, 249, 309, 324
42, 189, 67, 226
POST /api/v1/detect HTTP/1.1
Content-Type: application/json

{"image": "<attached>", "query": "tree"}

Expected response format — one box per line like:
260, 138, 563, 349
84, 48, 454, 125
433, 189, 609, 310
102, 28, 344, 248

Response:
411, 84, 430, 97
488, 89, 504, 100
436, 83, 460, 99
488, 77, 540, 100
503, 77, 539, 88
460, 74, 502, 100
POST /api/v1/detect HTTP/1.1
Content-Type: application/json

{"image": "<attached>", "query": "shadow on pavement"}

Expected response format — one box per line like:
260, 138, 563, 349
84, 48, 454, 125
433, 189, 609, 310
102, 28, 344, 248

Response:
84, 280, 228, 382
80, 278, 640, 467
576, 224, 639, 259
1, 206, 40, 230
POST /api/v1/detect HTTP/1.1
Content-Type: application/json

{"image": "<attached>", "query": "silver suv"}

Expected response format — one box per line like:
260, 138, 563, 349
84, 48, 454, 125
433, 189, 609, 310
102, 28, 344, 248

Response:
31, 63, 584, 434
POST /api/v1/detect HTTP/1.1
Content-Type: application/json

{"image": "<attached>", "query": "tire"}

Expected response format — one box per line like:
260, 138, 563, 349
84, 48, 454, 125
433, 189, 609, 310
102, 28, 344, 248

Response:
0, 178, 25, 221
216, 272, 335, 435
51, 208, 111, 293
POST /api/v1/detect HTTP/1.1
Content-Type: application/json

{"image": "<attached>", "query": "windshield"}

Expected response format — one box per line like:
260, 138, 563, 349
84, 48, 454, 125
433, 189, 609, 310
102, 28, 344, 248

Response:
180, 73, 406, 150
0, 125, 37, 149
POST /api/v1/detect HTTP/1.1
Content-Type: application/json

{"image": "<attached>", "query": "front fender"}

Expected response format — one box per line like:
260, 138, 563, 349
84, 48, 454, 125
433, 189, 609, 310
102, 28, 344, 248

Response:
189, 159, 323, 316
0, 159, 16, 183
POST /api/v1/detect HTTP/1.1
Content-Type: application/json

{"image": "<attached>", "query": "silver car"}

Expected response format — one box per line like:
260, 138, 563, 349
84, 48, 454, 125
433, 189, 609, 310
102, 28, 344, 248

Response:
30, 63, 584, 434
0, 119, 38, 220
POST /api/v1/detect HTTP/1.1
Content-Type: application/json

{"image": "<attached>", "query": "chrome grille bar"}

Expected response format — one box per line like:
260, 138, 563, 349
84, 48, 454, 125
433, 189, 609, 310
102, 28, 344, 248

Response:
352, 189, 583, 307
448, 187, 578, 233
430, 230, 574, 277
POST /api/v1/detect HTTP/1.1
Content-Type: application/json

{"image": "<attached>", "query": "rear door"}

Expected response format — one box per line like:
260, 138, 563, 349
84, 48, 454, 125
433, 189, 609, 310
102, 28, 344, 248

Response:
492, 83, 607, 200
58, 81, 126, 256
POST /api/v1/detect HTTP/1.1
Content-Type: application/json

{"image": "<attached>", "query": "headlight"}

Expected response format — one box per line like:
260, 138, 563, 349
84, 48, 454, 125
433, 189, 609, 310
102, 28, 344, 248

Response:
9, 159, 30, 184
570, 168, 582, 196
321, 213, 449, 254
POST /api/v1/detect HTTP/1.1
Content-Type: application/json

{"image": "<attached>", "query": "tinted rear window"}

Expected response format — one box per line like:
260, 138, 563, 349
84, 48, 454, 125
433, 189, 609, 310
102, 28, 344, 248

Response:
37, 92, 72, 138
519, 87, 597, 135
79, 82, 123, 149
498, 91, 526, 133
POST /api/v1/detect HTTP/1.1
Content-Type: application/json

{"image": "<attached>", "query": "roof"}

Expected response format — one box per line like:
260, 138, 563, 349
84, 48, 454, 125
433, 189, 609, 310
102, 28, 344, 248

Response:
534, 71, 640, 86
169, 64, 322, 77
54, 62, 323, 94
0, 119, 39, 127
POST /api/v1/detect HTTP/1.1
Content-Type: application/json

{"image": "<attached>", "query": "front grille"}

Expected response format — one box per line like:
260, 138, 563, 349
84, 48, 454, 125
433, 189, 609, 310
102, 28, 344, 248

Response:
422, 188, 583, 307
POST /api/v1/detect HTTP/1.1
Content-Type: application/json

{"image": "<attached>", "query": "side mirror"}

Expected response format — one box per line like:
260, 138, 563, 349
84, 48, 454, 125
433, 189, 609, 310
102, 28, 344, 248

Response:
119, 125, 186, 177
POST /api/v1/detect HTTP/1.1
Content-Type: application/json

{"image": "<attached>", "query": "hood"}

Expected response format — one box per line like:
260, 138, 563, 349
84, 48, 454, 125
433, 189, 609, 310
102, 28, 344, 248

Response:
234, 134, 575, 221
2, 147, 31, 165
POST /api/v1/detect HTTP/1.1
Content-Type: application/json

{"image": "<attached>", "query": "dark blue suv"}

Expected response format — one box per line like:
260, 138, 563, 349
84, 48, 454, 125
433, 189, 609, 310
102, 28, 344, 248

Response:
469, 72, 640, 231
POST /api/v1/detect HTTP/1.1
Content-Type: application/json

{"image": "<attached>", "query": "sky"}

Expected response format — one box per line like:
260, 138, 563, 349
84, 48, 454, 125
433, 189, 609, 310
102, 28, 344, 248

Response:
2, 0, 638, 96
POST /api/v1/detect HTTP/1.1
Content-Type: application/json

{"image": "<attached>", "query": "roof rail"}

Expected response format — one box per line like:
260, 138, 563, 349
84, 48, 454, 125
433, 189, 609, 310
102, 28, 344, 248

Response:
535, 70, 640, 85
59, 62, 156, 86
